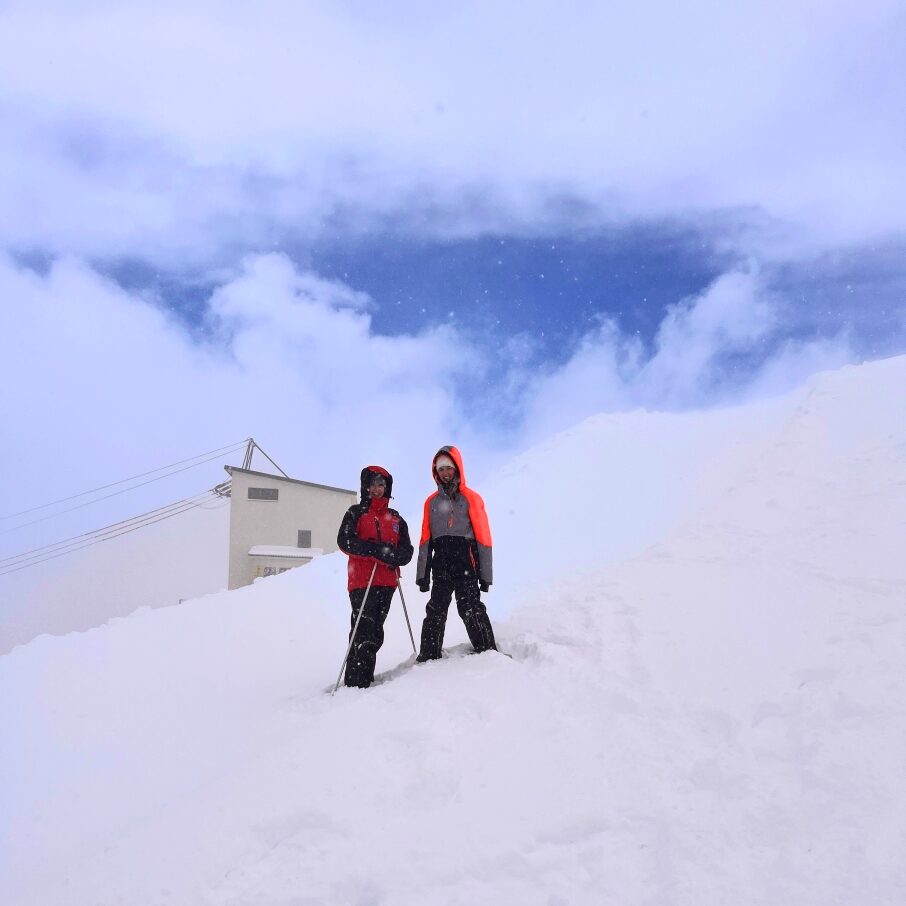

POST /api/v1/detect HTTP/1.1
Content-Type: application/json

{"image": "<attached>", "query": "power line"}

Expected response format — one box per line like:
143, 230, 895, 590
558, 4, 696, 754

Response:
0, 489, 230, 577
0, 439, 249, 523
0, 442, 249, 536
0, 491, 219, 569
0, 488, 221, 567
0, 500, 229, 577
0, 435, 295, 578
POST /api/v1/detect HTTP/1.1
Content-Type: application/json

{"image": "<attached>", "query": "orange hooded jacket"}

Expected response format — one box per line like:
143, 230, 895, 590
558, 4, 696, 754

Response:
416, 446, 492, 587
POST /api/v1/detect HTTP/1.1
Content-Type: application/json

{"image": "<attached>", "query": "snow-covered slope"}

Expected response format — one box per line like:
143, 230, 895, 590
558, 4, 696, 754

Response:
2, 356, 905, 905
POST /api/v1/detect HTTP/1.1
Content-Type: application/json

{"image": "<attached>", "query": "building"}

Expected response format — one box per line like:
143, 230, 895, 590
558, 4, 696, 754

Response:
225, 466, 357, 590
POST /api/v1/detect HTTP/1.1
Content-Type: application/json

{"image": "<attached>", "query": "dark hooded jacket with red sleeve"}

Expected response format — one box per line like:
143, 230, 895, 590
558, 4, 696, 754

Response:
337, 466, 413, 591
416, 446, 493, 588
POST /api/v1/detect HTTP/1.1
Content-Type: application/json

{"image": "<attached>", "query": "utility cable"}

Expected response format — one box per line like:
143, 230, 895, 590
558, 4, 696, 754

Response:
0, 439, 249, 523
0, 500, 229, 577
0, 488, 223, 567
0, 492, 229, 577
0, 444, 247, 536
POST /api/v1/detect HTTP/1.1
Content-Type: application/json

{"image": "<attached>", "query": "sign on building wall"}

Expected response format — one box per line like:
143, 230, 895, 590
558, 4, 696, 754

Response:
256, 565, 292, 578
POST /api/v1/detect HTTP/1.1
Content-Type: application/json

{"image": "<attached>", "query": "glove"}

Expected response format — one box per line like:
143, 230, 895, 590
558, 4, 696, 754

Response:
479, 580, 490, 593
417, 579, 430, 593
375, 544, 396, 565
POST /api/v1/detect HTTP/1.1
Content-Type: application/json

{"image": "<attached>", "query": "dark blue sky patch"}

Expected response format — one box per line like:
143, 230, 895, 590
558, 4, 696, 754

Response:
101, 258, 220, 340
93, 224, 733, 358
308, 225, 732, 358
12, 249, 54, 276
767, 241, 906, 357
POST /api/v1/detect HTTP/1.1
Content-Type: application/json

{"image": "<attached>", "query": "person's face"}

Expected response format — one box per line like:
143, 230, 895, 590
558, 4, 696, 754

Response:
368, 477, 386, 498
436, 464, 456, 484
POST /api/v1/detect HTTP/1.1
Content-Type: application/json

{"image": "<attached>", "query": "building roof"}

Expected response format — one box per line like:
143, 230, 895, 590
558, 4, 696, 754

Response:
225, 466, 356, 496
248, 545, 324, 559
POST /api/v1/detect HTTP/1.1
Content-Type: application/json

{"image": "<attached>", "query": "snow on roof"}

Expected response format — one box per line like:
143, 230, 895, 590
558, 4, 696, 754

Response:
247, 545, 323, 559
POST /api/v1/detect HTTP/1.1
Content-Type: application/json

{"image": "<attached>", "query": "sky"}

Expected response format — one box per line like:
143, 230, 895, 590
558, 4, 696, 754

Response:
1, 1, 905, 576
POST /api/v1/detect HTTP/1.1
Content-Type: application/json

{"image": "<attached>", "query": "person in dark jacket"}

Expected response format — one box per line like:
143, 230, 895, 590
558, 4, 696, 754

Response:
337, 465, 414, 688
415, 446, 497, 661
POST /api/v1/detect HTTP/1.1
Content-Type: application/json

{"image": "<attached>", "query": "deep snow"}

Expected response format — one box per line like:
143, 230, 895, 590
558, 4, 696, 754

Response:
2, 355, 905, 905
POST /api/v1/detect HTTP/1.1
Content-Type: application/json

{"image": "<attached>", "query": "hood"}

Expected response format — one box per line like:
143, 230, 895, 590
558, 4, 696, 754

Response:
431, 445, 467, 489
360, 465, 393, 502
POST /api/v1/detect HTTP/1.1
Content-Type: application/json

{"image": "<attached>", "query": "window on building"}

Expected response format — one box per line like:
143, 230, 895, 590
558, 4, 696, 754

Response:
248, 487, 278, 501
298, 530, 312, 548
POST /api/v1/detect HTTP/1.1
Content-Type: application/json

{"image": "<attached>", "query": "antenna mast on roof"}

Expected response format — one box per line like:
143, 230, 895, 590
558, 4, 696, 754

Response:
214, 439, 290, 498
242, 438, 255, 470
243, 438, 289, 478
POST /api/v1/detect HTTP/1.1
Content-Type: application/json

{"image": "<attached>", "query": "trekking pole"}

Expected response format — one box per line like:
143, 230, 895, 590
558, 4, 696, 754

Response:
332, 562, 378, 695
396, 572, 418, 656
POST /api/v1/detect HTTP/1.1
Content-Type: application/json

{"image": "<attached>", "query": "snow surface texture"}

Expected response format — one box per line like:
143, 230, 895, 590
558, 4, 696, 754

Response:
2, 356, 905, 905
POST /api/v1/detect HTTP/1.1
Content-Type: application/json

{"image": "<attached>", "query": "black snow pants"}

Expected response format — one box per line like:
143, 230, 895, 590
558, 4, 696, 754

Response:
345, 584, 395, 688
418, 576, 497, 660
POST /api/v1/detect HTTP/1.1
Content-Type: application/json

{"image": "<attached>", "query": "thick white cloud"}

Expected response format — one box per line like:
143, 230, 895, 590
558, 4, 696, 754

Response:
518, 269, 853, 441
0, 253, 476, 554
643, 269, 776, 403
0, 0, 903, 260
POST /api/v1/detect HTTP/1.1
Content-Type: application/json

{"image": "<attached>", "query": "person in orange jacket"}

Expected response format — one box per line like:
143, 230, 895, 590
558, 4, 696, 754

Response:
337, 465, 413, 687
415, 446, 497, 660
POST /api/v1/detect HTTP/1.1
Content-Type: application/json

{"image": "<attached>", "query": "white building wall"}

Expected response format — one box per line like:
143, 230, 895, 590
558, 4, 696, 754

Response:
227, 468, 357, 589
